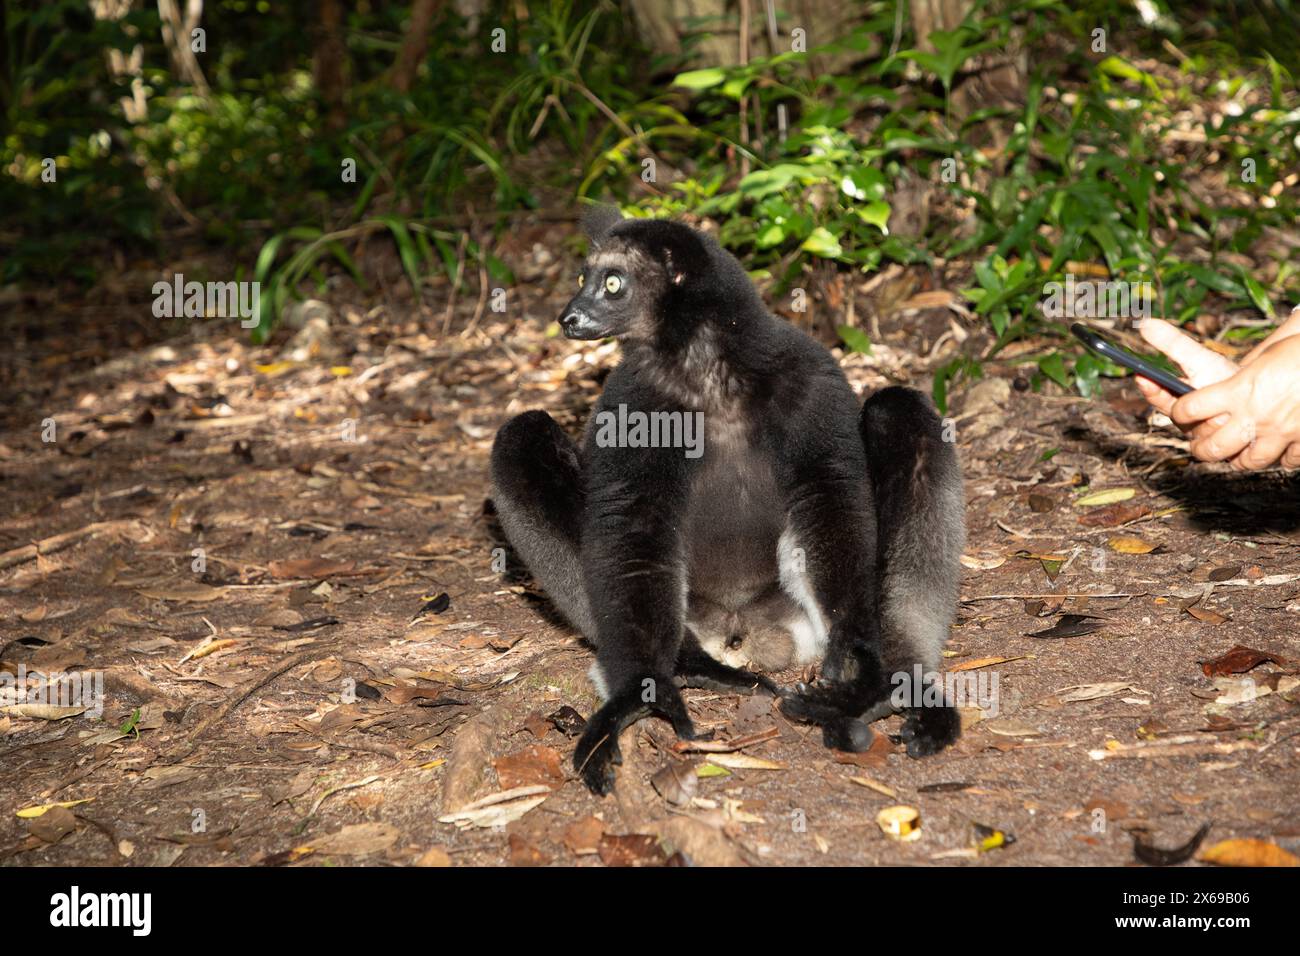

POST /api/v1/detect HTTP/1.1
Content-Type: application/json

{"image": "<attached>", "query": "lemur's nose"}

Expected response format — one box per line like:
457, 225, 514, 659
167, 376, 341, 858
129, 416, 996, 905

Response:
561, 312, 581, 332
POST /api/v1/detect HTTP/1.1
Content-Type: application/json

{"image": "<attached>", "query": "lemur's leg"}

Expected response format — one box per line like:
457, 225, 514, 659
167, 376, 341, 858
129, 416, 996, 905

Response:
773, 420, 890, 752
861, 386, 965, 757
492, 410, 779, 792
490, 410, 596, 639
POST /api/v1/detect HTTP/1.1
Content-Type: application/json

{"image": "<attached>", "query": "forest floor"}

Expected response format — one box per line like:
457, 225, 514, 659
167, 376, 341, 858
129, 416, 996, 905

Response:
1, 225, 1298, 867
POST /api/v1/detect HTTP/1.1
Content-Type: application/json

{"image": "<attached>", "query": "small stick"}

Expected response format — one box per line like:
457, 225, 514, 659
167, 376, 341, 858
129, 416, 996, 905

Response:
0, 520, 135, 572
963, 592, 1139, 602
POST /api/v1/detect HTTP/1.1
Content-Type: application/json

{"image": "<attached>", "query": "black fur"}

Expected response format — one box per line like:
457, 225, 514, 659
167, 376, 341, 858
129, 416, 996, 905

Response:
491, 216, 965, 794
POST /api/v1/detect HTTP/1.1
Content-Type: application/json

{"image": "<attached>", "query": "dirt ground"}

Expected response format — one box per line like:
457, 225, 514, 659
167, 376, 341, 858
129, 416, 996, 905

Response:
2, 231, 1298, 867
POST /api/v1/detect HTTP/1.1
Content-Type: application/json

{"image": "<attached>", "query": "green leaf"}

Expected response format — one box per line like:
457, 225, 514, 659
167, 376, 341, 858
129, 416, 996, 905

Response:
837, 325, 872, 354
672, 68, 727, 91
756, 223, 786, 249
855, 201, 891, 235
840, 167, 887, 202
801, 227, 843, 259
1038, 352, 1070, 389
1242, 275, 1275, 319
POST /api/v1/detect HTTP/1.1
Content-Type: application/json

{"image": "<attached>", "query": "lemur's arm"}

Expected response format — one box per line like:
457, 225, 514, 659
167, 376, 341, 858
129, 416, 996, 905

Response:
573, 423, 700, 794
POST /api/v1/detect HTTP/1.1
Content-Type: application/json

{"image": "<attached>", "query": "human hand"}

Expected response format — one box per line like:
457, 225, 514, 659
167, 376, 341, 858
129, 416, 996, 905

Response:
1169, 334, 1300, 470
1134, 319, 1238, 448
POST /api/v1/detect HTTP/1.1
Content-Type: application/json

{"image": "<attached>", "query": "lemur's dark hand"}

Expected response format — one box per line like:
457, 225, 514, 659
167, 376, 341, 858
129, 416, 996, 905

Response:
573, 678, 703, 795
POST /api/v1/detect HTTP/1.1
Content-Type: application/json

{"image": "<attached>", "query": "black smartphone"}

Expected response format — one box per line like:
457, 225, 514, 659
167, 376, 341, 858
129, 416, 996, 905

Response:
1070, 323, 1193, 397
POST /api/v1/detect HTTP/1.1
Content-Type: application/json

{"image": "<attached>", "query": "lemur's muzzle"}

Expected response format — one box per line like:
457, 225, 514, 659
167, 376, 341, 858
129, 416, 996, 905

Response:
559, 305, 610, 340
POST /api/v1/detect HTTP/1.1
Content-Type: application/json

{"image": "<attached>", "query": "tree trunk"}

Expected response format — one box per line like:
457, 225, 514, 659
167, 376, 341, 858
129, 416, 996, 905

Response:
389, 0, 441, 95
313, 0, 350, 131
908, 0, 972, 52
157, 0, 210, 95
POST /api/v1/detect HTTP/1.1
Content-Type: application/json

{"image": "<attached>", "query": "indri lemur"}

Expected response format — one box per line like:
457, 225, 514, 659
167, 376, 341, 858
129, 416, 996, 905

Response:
491, 210, 965, 795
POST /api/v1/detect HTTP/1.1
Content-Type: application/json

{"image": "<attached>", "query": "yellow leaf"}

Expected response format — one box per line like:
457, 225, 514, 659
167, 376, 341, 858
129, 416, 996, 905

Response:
704, 753, 784, 771
848, 776, 897, 798
1075, 488, 1137, 508
330, 366, 353, 376
254, 361, 299, 377
951, 655, 1027, 672
17, 798, 93, 819
1108, 535, 1158, 554
1200, 839, 1299, 867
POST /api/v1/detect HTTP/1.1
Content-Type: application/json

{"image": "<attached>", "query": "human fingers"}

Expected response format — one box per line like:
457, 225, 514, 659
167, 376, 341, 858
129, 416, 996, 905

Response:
1171, 378, 1239, 429
1188, 415, 1255, 463
1137, 319, 1238, 385
1135, 375, 1175, 416
1231, 434, 1287, 472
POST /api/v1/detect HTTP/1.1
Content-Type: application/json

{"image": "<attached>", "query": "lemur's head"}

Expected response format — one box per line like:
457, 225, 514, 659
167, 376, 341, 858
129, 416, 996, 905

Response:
558, 209, 712, 343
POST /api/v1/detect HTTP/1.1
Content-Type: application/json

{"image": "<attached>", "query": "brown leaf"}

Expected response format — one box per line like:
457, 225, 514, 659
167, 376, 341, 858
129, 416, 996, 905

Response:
492, 744, 564, 790
651, 759, 699, 806
1200, 645, 1289, 677
29, 806, 78, 843
597, 833, 668, 867
831, 733, 894, 768
564, 816, 605, 856
1186, 605, 1229, 625
507, 833, 551, 866
1027, 493, 1056, 513
308, 822, 400, 857
382, 682, 445, 705
414, 846, 452, 867
267, 558, 356, 580
522, 711, 552, 739
136, 581, 226, 603
1077, 503, 1151, 528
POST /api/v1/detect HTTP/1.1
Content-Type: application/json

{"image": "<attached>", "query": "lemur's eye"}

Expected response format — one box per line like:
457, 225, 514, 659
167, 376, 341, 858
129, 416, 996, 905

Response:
605, 274, 624, 295
577, 273, 584, 288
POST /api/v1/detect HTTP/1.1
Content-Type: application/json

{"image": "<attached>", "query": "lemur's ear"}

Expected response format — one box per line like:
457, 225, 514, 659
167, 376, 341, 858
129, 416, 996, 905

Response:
581, 204, 623, 246
663, 247, 686, 286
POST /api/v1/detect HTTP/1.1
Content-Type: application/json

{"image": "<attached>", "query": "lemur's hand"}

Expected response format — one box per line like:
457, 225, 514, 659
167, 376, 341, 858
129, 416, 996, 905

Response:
573, 678, 699, 795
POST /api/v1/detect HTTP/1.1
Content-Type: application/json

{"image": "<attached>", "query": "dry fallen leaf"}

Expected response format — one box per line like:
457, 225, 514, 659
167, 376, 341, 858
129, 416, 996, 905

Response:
1054, 681, 1141, 703
16, 798, 94, 819
982, 718, 1043, 737
29, 805, 78, 843
1200, 645, 1290, 677
564, 816, 605, 856
1075, 487, 1137, 508
414, 846, 452, 867
136, 581, 226, 603
1108, 535, 1159, 554
1186, 605, 1230, 625
267, 557, 356, 580
651, 760, 699, 806
307, 822, 400, 857
492, 745, 565, 790
702, 752, 784, 771
1077, 502, 1151, 528
597, 833, 669, 867
1, 703, 86, 720
1199, 838, 1299, 867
